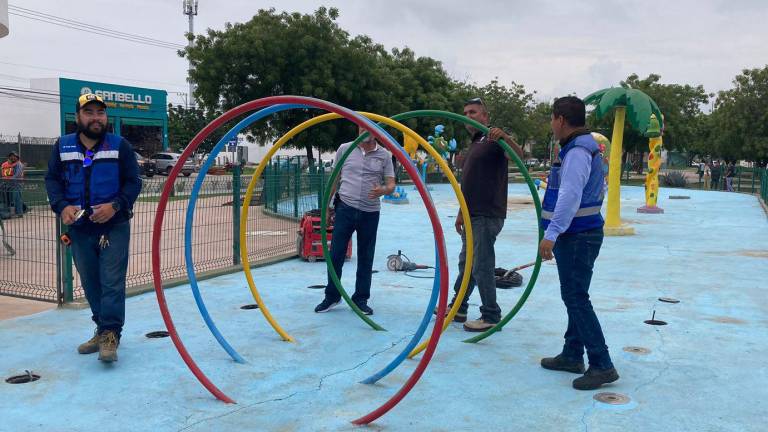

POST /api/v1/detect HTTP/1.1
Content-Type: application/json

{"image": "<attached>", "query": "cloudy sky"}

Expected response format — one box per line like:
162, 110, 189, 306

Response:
1, 0, 767, 135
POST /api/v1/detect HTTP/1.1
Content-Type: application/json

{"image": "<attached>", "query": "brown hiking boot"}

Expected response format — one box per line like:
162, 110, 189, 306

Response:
462, 318, 497, 332
77, 332, 101, 354
98, 331, 119, 363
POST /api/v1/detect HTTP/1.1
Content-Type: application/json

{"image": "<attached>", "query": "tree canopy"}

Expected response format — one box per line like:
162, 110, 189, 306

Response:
170, 6, 766, 167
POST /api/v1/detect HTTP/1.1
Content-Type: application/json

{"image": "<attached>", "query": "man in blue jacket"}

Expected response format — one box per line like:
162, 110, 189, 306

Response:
538, 96, 619, 390
45, 93, 141, 363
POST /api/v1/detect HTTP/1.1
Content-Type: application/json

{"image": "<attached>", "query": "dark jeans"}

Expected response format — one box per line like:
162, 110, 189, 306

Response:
324, 200, 380, 304
1, 181, 23, 216
554, 227, 613, 370
452, 216, 504, 323
69, 221, 130, 336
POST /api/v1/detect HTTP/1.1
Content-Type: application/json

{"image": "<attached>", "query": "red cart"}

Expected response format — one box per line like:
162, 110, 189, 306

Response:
297, 209, 352, 262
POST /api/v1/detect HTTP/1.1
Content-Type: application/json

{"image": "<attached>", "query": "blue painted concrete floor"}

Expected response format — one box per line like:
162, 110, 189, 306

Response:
1, 184, 766, 432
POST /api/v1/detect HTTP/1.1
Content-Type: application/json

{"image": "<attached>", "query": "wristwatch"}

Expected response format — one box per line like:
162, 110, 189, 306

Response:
111, 200, 121, 212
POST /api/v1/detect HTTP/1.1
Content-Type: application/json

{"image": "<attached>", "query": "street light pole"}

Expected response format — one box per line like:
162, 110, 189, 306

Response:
182, 0, 198, 109
173, 91, 189, 109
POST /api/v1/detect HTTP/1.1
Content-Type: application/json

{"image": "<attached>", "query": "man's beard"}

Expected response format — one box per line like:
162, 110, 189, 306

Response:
77, 121, 107, 140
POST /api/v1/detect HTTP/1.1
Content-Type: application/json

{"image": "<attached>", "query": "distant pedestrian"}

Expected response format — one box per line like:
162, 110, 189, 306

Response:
1, 151, 25, 218
703, 162, 711, 190
725, 163, 736, 192
710, 161, 721, 190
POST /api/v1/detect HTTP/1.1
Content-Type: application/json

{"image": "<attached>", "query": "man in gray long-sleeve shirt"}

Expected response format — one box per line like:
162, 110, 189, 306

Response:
315, 128, 395, 315
538, 96, 619, 390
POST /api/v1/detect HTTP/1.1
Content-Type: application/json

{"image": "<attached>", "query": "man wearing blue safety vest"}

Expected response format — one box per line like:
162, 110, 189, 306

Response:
45, 93, 141, 363
538, 96, 619, 390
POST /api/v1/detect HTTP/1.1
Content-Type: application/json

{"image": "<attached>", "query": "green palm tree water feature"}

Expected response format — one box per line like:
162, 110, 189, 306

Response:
584, 87, 664, 235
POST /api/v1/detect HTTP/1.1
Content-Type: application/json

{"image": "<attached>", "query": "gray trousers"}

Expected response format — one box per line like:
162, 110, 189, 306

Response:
452, 216, 504, 323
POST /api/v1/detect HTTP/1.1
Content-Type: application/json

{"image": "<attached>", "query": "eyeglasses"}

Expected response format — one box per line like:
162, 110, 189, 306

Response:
83, 149, 94, 168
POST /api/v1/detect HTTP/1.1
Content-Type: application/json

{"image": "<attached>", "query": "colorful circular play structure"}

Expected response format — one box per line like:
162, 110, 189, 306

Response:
243, 111, 474, 390
150, 96, 543, 425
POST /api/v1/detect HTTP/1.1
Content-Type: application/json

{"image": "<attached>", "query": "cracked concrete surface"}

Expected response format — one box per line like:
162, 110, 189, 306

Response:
1, 184, 766, 431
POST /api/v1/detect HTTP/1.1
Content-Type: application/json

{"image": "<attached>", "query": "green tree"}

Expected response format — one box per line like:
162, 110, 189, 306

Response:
588, 74, 710, 159
450, 79, 543, 156
167, 104, 226, 154
709, 66, 768, 165
182, 7, 456, 163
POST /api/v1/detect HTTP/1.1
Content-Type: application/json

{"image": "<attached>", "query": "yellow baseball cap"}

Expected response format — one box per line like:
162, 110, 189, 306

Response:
76, 93, 107, 111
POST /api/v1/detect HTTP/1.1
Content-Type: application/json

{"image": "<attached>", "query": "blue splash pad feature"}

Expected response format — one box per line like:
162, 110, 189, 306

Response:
1, 184, 766, 431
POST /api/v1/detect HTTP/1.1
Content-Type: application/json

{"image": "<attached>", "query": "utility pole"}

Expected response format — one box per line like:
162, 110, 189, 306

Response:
182, 0, 198, 109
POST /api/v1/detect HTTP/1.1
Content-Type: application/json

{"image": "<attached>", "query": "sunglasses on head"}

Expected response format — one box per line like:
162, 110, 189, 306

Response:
465, 97, 486, 108
83, 149, 94, 168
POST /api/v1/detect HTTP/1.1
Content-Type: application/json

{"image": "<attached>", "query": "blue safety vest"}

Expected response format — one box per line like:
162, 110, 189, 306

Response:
540, 134, 605, 233
58, 133, 122, 216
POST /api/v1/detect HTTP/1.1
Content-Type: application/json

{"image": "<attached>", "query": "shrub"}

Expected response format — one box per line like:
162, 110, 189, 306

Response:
660, 171, 688, 188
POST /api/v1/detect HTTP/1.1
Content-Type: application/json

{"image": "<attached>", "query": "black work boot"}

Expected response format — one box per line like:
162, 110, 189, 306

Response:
572, 367, 620, 390
540, 354, 586, 374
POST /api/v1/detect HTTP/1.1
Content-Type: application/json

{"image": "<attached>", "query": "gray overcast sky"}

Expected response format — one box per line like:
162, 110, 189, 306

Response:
2, 0, 767, 108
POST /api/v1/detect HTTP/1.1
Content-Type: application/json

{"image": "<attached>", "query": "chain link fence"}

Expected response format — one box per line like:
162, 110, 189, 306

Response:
0, 178, 60, 302
0, 168, 323, 304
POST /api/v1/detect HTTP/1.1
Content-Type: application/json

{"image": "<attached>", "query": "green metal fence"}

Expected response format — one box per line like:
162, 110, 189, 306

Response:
1, 178, 61, 302
0, 167, 315, 304
263, 156, 329, 220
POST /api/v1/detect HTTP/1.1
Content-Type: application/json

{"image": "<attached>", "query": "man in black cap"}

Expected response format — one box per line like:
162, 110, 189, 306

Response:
45, 93, 141, 363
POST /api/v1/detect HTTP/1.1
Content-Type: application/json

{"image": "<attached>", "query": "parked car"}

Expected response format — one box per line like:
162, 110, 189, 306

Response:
134, 152, 156, 177
151, 152, 195, 176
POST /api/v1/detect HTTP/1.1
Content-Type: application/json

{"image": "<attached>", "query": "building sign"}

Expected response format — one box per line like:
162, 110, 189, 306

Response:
59, 77, 169, 150
60, 78, 167, 119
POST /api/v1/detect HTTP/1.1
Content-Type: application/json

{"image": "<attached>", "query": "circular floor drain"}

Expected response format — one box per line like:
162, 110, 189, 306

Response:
644, 319, 668, 326
145, 331, 170, 338
6, 371, 40, 384
240, 304, 259, 310
669, 195, 690, 199
594, 392, 630, 405
307, 284, 325, 289
623, 346, 651, 354
659, 297, 680, 304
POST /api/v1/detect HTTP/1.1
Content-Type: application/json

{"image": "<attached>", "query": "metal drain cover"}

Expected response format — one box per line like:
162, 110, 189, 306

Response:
240, 304, 259, 310
594, 392, 630, 405
644, 319, 668, 326
6, 371, 40, 384
659, 297, 680, 304
145, 331, 170, 338
623, 346, 651, 354
669, 195, 690, 199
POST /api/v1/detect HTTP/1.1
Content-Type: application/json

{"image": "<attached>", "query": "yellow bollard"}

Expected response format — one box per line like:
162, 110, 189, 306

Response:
604, 106, 635, 235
